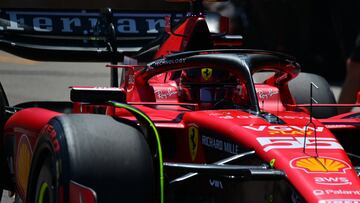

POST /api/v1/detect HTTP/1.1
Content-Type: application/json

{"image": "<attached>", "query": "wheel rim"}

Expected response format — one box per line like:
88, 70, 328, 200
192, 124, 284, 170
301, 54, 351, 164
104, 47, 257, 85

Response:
38, 182, 49, 203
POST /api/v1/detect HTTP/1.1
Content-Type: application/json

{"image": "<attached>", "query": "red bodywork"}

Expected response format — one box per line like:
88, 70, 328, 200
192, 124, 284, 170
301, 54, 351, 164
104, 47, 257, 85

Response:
1, 5, 360, 203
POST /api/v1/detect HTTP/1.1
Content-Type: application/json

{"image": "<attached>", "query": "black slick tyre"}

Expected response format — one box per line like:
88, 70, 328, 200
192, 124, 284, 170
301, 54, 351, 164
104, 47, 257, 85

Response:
288, 72, 338, 118
28, 114, 154, 203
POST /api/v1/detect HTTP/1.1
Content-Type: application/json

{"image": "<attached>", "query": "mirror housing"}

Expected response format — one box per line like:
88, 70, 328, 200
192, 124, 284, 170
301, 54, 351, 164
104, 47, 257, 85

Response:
70, 86, 126, 103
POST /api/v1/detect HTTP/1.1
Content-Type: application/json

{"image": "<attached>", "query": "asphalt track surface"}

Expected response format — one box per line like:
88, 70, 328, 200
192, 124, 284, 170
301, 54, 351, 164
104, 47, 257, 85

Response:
0, 51, 110, 203
0, 51, 110, 105
0, 50, 342, 202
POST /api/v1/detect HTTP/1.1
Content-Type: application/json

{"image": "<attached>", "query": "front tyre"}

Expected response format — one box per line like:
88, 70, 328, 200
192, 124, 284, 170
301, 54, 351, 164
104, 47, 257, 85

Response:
28, 114, 154, 203
34, 157, 55, 203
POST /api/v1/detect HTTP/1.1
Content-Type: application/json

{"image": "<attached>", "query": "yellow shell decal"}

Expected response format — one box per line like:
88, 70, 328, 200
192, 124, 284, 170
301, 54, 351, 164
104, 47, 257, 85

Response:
201, 68, 213, 81
291, 157, 350, 173
188, 126, 199, 161
16, 135, 32, 196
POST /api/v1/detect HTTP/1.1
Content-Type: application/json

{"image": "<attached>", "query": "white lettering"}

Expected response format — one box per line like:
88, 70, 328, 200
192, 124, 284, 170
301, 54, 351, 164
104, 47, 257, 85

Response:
257, 137, 343, 152
202, 136, 223, 151
268, 126, 293, 131
87, 18, 98, 32
0, 12, 180, 34
236, 115, 258, 119
223, 142, 239, 154
315, 190, 360, 196
326, 190, 360, 195
314, 190, 325, 196
319, 199, 360, 203
244, 125, 324, 132
146, 19, 164, 33
314, 177, 352, 185
117, 19, 139, 33
202, 136, 240, 154
33, 17, 53, 32
292, 126, 324, 132
6, 12, 24, 30
243, 126, 266, 131
279, 116, 309, 120
209, 179, 223, 189
61, 18, 81, 32
219, 116, 234, 120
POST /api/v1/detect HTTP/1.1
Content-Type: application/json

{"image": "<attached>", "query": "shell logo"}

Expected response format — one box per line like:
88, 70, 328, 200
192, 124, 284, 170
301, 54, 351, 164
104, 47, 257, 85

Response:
290, 157, 351, 173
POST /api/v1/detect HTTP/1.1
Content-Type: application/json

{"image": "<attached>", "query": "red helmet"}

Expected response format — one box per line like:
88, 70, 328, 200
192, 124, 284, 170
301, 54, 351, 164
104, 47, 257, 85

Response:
178, 67, 243, 109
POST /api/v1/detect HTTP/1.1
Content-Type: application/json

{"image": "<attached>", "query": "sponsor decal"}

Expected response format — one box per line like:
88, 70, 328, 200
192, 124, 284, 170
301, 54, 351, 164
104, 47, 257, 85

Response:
269, 159, 276, 168
239, 115, 310, 120
215, 115, 235, 120
278, 116, 310, 120
314, 177, 352, 186
42, 125, 60, 152
0, 10, 183, 36
126, 74, 135, 92
257, 88, 278, 100
16, 135, 33, 195
154, 88, 177, 99
244, 125, 324, 135
152, 58, 186, 67
128, 74, 135, 84
209, 179, 223, 189
290, 157, 351, 173
268, 130, 313, 135
202, 135, 240, 154
257, 137, 343, 152
201, 68, 213, 81
202, 135, 223, 151
325, 125, 354, 129
318, 199, 360, 203
208, 113, 310, 120
218, 115, 235, 120
188, 125, 199, 161
313, 190, 360, 196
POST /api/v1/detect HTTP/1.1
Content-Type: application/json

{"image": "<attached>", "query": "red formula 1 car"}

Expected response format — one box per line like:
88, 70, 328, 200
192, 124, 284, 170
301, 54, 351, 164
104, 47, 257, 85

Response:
0, 0, 360, 202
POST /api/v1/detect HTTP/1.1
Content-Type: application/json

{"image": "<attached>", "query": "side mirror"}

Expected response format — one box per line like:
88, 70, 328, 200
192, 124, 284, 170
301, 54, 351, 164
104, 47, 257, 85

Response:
70, 86, 126, 103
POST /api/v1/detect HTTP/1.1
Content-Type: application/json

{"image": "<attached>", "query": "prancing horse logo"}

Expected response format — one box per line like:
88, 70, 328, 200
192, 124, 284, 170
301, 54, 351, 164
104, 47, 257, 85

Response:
188, 125, 199, 161
201, 68, 212, 80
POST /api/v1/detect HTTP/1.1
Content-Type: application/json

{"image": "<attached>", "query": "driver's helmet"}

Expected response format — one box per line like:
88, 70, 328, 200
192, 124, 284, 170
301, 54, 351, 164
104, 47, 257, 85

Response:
178, 67, 241, 109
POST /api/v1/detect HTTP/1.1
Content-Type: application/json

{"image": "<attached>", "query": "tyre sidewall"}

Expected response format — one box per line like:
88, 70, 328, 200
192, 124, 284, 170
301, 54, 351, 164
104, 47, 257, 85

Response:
27, 130, 63, 203
34, 157, 56, 203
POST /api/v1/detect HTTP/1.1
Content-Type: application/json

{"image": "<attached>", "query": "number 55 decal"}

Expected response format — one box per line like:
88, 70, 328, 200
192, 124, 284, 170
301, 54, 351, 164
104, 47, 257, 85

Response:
256, 137, 343, 152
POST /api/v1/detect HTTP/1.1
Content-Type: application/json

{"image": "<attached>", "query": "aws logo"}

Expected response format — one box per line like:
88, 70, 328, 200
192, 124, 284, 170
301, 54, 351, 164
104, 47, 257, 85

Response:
188, 125, 199, 161
290, 157, 351, 173
314, 177, 352, 186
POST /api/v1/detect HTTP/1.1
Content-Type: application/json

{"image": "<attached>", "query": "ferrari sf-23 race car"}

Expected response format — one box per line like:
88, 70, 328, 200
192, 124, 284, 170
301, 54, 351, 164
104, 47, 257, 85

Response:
0, 0, 360, 202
